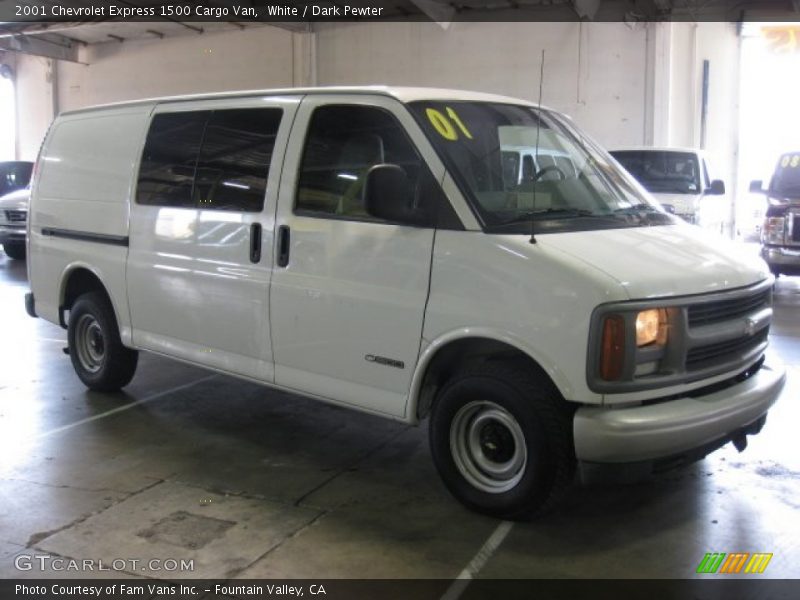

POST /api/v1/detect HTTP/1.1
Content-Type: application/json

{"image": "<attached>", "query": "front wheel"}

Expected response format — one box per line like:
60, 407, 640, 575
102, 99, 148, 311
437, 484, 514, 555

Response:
68, 292, 138, 391
3, 242, 26, 260
429, 362, 575, 519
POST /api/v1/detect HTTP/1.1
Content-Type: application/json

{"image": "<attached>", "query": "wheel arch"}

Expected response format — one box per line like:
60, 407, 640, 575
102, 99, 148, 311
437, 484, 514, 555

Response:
407, 328, 574, 423
58, 263, 120, 330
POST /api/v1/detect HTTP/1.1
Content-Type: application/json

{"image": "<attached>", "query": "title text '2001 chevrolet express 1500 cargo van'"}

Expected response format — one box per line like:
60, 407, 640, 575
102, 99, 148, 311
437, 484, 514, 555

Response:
25, 87, 785, 518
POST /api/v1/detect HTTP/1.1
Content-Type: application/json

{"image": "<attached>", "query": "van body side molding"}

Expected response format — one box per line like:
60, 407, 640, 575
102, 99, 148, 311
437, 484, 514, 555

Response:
41, 227, 129, 247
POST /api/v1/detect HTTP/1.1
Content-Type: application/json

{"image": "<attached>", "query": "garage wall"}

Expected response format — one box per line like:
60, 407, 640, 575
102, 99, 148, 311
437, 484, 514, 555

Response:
57, 25, 296, 111
14, 53, 55, 161
1, 51, 17, 160
11, 25, 300, 159
696, 22, 740, 210
315, 21, 650, 149
662, 21, 740, 227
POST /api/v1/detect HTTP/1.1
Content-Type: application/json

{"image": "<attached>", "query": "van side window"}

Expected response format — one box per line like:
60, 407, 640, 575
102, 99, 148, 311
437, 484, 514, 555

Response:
137, 112, 210, 208
137, 108, 282, 211
193, 109, 282, 212
295, 105, 424, 220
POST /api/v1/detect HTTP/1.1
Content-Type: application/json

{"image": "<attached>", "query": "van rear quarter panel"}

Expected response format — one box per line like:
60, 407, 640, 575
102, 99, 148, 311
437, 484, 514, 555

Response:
29, 105, 154, 341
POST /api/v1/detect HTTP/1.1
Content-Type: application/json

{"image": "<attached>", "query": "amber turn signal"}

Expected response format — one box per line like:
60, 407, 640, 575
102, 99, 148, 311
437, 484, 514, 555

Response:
600, 315, 625, 381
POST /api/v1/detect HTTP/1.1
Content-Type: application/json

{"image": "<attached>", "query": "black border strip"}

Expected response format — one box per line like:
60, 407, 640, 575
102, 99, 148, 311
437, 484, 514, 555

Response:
2, 578, 800, 600
41, 227, 129, 247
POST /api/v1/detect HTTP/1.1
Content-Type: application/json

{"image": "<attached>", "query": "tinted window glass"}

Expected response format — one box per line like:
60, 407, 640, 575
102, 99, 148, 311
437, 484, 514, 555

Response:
137, 112, 210, 207
296, 105, 423, 219
193, 109, 282, 212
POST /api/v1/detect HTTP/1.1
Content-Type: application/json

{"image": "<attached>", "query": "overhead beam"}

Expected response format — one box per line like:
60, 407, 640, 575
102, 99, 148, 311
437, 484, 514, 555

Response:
267, 22, 313, 34
409, 0, 456, 29
572, 0, 601, 20
0, 32, 80, 62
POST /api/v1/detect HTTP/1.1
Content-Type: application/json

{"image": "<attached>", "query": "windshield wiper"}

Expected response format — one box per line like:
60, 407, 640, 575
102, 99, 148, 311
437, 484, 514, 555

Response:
498, 208, 599, 225
613, 203, 661, 214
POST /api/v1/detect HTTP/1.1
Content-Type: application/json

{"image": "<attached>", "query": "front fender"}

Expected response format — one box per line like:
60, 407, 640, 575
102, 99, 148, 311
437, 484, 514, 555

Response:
405, 326, 587, 423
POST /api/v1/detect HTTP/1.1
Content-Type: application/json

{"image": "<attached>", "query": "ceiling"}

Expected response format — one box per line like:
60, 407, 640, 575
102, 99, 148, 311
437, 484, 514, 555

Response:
1, 0, 799, 63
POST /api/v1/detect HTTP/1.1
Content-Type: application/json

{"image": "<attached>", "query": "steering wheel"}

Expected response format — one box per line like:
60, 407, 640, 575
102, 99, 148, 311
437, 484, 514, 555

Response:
533, 165, 568, 182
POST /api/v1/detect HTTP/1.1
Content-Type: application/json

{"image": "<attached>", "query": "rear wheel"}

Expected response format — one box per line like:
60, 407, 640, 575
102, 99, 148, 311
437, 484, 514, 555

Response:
3, 242, 25, 260
68, 291, 138, 391
429, 362, 575, 520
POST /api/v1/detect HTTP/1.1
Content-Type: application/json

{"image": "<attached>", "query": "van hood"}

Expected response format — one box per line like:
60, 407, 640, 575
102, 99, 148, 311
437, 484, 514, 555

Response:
529, 224, 769, 300
650, 192, 700, 215
0, 188, 30, 212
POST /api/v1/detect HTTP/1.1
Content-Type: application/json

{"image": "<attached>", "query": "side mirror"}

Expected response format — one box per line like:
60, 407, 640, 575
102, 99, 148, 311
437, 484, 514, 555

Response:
364, 164, 428, 226
749, 180, 765, 194
706, 179, 725, 196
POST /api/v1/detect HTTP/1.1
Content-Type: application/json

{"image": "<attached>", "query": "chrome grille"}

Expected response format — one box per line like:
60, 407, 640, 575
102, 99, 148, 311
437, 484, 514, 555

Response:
4, 210, 26, 223
687, 288, 770, 327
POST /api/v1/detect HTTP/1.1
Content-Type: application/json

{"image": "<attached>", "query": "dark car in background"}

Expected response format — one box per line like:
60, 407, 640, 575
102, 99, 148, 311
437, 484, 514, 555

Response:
0, 161, 33, 197
751, 152, 800, 276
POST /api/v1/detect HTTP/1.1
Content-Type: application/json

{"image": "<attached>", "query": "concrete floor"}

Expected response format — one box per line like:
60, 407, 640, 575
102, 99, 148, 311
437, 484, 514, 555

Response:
0, 247, 798, 585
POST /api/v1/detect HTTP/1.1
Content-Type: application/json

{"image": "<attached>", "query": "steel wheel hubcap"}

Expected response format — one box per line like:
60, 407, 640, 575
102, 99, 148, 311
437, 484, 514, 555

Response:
75, 314, 105, 374
450, 400, 527, 494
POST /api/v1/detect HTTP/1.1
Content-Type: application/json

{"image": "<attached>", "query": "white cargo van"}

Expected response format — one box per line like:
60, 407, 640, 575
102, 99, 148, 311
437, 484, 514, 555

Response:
610, 147, 727, 231
26, 87, 785, 518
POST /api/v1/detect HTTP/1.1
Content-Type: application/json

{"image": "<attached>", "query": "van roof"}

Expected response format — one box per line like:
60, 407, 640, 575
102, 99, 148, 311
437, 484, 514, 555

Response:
60, 86, 543, 116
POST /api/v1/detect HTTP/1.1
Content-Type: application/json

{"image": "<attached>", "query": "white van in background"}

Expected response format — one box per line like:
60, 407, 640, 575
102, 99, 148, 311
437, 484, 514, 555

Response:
610, 147, 728, 232
26, 87, 784, 518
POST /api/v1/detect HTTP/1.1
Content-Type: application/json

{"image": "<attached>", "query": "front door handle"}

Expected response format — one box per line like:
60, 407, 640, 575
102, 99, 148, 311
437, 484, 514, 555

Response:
277, 225, 290, 267
250, 223, 262, 263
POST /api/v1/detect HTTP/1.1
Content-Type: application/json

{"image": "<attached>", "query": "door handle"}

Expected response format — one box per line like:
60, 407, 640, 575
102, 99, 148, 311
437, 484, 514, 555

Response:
277, 225, 290, 267
250, 223, 262, 263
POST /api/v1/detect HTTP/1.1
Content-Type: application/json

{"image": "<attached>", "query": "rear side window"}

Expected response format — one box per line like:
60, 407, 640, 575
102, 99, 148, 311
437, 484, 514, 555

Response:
295, 105, 423, 220
137, 108, 282, 211
137, 112, 209, 208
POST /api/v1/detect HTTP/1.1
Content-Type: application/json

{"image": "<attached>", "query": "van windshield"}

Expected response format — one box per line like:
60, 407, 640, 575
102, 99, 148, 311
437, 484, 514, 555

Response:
409, 101, 674, 234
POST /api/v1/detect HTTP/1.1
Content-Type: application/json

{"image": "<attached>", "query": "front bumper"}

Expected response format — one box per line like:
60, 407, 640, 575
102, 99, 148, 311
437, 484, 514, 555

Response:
762, 245, 800, 267
0, 224, 26, 245
573, 357, 785, 463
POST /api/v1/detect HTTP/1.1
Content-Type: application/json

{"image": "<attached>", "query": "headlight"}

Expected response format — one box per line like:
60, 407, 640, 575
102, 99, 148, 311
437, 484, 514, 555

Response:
636, 308, 667, 347
598, 308, 669, 381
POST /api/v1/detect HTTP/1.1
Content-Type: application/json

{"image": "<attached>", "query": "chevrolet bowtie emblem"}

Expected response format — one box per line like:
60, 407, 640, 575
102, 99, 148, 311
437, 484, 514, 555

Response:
744, 318, 758, 336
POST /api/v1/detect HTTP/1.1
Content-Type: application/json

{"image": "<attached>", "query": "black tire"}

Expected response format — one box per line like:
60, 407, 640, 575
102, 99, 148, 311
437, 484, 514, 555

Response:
429, 362, 575, 520
3, 242, 26, 260
68, 291, 138, 392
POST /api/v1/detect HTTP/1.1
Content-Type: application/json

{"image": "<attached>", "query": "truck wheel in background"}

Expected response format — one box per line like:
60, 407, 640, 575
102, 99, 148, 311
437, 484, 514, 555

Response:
3, 242, 26, 260
429, 362, 576, 520
68, 291, 138, 392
